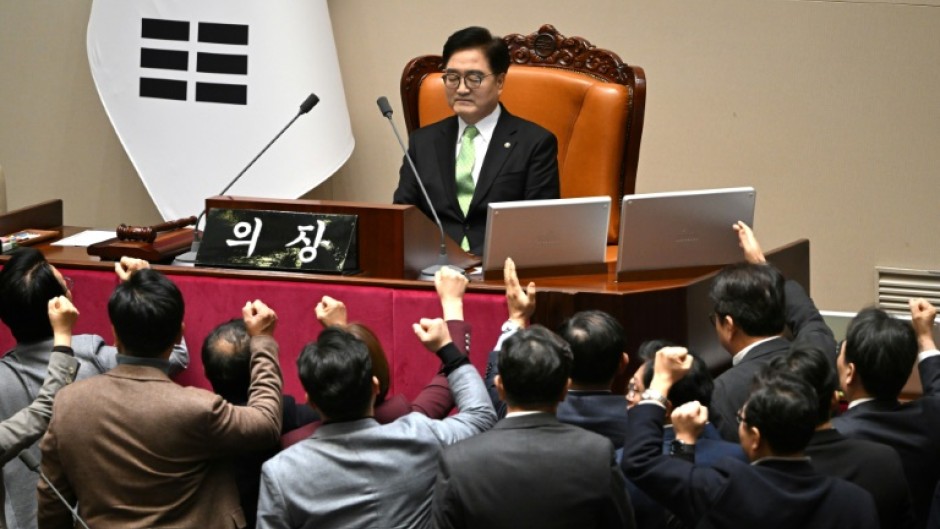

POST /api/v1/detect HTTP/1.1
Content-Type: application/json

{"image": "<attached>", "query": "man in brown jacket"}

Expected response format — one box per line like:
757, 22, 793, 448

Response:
38, 268, 283, 529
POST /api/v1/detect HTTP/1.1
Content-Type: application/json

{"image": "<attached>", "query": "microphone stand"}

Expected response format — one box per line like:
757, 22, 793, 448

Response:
175, 93, 320, 265
377, 97, 464, 279
19, 450, 92, 529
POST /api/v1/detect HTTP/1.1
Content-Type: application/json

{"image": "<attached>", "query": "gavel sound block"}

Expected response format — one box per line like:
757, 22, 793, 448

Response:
87, 217, 197, 262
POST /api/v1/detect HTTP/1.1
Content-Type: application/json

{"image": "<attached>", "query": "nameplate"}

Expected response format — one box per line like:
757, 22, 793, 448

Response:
195, 208, 358, 274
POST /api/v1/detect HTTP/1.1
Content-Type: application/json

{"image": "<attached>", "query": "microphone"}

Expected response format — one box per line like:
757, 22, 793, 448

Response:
376, 96, 464, 279
175, 92, 320, 264
19, 450, 92, 529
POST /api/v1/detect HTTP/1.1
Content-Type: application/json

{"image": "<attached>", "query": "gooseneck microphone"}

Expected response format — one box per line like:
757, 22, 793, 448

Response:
377, 96, 463, 279
175, 92, 320, 264
20, 450, 92, 529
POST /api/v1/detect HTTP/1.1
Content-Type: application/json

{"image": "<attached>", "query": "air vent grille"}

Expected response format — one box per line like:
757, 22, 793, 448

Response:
876, 267, 940, 317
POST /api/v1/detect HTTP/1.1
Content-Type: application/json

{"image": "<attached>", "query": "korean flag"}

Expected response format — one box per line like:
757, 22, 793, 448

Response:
87, 0, 354, 222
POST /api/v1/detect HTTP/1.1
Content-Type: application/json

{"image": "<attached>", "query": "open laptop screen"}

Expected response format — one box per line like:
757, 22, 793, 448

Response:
616, 187, 756, 273
483, 196, 611, 274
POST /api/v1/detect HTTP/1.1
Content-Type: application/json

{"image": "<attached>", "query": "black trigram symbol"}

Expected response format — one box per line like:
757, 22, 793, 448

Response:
139, 18, 249, 105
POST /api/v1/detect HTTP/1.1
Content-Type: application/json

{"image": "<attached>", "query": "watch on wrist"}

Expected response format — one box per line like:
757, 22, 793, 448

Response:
500, 320, 522, 334
670, 438, 696, 458
639, 389, 671, 409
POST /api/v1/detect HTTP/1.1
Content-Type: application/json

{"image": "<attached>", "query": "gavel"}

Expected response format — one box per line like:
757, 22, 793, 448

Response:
116, 217, 197, 243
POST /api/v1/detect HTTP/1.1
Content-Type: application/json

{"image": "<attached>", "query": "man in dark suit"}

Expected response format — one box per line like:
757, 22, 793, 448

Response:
38, 270, 282, 529
433, 324, 635, 529
709, 222, 836, 441
623, 346, 878, 529
484, 259, 630, 449
833, 299, 940, 528
761, 345, 915, 529
392, 26, 559, 255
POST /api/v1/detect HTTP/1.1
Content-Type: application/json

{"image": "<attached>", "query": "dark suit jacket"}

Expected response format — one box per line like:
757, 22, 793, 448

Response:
38, 336, 282, 529
622, 403, 879, 529
833, 355, 940, 528
392, 106, 559, 255
433, 413, 635, 529
485, 348, 631, 449
711, 279, 836, 441
807, 428, 915, 529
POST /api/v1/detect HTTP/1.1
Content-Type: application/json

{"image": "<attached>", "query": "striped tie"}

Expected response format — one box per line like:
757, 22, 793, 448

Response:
455, 125, 478, 251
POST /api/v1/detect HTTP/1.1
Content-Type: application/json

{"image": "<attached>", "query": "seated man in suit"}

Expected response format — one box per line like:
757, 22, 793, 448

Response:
709, 222, 835, 441
485, 259, 630, 451
202, 318, 318, 529
833, 298, 940, 528
434, 325, 635, 529
392, 26, 559, 254
623, 347, 878, 529
759, 344, 915, 529
0, 251, 188, 529
256, 275, 496, 529
39, 270, 282, 529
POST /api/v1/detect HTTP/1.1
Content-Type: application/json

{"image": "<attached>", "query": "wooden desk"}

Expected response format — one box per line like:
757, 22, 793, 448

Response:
0, 219, 811, 401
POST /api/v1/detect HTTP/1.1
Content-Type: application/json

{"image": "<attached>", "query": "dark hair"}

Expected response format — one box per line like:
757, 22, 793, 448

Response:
844, 307, 917, 400
345, 322, 390, 404
638, 340, 714, 407
202, 318, 251, 403
498, 325, 573, 408
759, 344, 838, 425
0, 248, 67, 342
108, 268, 184, 358
709, 263, 786, 337
442, 26, 510, 75
743, 375, 818, 455
557, 310, 625, 385
297, 327, 374, 421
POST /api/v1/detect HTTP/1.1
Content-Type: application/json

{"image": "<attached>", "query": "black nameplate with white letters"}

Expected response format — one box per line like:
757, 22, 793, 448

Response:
196, 208, 358, 274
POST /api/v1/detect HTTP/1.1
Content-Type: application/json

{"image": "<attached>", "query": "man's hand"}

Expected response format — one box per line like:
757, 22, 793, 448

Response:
48, 296, 79, 348
243, 300, 277, 337
910, 298, 938, 352
733, 221, 766, 265
504, 258, 535, 327
435, 267, 468, 321
671, 401, 708, 444
413, 317, 453, 353
649, 346, 692, 395
315, 295, 347, 327
114, 257, 151, 282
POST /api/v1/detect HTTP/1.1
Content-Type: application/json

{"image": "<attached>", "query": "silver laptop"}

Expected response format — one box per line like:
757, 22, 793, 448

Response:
483, 196, 611, 274
616, 187, 756, 273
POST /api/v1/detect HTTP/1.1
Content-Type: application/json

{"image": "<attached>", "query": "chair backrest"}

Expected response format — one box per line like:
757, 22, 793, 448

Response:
400, 24, 646, 244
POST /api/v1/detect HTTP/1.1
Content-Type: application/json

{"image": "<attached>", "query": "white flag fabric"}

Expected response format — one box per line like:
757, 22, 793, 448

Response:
87, 0, 353, 222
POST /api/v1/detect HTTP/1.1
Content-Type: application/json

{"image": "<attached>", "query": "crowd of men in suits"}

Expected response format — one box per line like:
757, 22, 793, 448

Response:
0, 218, 935, 529
0, 22, 938, 529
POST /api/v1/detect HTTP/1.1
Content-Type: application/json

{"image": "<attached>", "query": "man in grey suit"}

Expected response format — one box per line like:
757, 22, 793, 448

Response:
0, 250, 188, 529
0, 296, 79, 529
257, 268, 496, 529
433, 324, 635, 529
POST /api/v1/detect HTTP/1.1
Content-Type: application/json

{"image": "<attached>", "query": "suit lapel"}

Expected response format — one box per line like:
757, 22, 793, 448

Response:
470, 108, 516, 213
435, 118, 462, 217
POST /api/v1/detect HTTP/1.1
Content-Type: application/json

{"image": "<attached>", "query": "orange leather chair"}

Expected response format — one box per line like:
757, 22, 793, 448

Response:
400, 24, 646, 244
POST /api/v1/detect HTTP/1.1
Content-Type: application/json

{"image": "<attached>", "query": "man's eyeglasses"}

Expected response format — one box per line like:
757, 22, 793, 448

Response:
735, 408, 747, 425
442, 71, 495, 89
